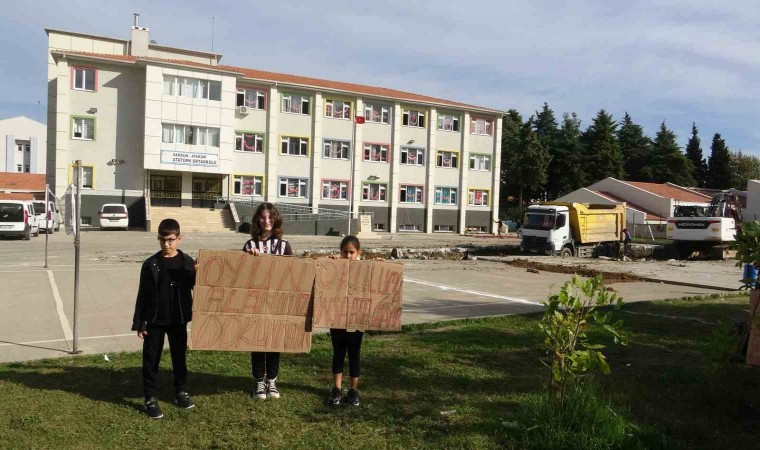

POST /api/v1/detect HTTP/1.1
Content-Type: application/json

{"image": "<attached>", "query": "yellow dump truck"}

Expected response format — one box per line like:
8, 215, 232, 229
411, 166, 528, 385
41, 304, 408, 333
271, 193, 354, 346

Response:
520, 202, 626, 257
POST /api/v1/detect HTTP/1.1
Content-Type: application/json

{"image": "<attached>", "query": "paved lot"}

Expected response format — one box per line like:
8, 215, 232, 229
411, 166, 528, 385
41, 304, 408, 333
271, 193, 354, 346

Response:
0, 230, 730, 363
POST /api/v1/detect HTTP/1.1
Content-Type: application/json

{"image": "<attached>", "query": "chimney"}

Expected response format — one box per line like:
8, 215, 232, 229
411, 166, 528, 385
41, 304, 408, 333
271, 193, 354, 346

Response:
129, 13, 150, 57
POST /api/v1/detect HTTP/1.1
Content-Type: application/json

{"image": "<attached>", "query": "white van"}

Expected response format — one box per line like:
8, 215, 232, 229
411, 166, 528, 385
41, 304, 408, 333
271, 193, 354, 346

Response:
0, 200, 40, 240
32, 200, 61, 234
99, 203, 129, 230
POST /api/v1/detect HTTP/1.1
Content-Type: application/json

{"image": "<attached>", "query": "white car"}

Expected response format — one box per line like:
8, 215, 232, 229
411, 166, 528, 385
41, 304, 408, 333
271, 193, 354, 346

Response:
0, 200, 40, 240
99, 203, 129, 230
32, 200, 61, 234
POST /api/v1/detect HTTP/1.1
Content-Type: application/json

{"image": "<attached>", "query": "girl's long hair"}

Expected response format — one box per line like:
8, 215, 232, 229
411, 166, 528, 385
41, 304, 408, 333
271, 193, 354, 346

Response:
250, 202, 284, 240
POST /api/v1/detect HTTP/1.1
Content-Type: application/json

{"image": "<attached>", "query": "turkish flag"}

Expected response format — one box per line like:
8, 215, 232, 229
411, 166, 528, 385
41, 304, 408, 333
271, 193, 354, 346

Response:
355, 116, 366, 124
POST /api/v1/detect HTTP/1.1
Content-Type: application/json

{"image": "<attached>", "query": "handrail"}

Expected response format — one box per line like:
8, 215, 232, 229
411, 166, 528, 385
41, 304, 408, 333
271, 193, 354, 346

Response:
216, 196, 353, 222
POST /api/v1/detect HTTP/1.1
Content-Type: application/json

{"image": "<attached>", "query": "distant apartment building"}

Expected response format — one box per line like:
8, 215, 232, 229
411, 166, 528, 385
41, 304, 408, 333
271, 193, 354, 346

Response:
0, 116, 46, 174
46, 18, 503, 233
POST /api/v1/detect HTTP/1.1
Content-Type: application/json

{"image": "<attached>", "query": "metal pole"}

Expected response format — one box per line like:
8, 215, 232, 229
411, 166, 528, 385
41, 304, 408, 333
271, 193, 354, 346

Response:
44, 184, 49, 268
348, 119, 356, 236
72, 160, 82, 354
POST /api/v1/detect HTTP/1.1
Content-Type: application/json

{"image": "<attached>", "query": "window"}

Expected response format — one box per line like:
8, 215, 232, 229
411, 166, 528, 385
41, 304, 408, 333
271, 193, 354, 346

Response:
400, 147, 424, 166
434, 187, 458, 205
362, 183, 387, 201
279, 177, 308, 198
437, 114, 460, 132
399, 224, 420, 231
73, 67, 96, 91
280, 137, 309, 156
469, 154, 491, 171
325, 99, 351, 119
323, 139, 350, 159
363, 143, 389, 163
235, 132, 264, 153
24, 165, 30, 173
470, 117, 494, 135
400, 185, 423, 203
436, 151, 459, 168
72, 117, 95, 140
374, 223, 386, 231
15, 141, 30, 153
434, 225, 454, 232
364, 103, 390, 124
402, 109, 426, 128
162, 124, 220, 147
72, 165, 94, 189
282, 93, 310, 115
322, 180, 349, 200
16, 164, 22, 172
236, 88, 266, 109
469, 189, 489, 206
163, 76, 221, 101
233, 175, 263, 196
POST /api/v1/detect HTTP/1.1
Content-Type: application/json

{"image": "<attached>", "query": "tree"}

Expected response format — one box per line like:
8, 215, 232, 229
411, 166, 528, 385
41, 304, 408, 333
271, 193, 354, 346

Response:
505, 118, 551, 208
552, 112, 587, 196
685, 123, 708, 187
500, 109, 524, 212
649, 121, 695, 187
617, 112, 652, 181
707, 133, 732, 189
729, 150, 760, 190
582, 110, 623, 183
534, 103, 562, 198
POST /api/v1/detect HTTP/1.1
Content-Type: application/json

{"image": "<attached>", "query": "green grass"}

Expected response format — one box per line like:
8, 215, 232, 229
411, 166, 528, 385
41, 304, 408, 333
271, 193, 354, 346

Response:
1, 295, 759, 449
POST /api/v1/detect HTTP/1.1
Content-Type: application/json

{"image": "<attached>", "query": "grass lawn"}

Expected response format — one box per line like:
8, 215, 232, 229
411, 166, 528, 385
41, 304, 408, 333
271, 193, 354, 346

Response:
1, 294, 759, 449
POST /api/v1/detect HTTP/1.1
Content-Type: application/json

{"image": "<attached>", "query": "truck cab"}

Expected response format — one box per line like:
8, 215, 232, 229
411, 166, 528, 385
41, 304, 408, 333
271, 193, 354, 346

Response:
520, 205, 572, 256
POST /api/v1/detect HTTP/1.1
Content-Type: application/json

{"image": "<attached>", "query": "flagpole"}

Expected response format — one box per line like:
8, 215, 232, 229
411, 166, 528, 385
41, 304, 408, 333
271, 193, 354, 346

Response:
348, 118, 356, 236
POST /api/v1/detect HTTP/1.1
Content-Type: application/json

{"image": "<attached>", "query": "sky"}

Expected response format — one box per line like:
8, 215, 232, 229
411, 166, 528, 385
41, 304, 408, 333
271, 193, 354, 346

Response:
1, 0, 759, 155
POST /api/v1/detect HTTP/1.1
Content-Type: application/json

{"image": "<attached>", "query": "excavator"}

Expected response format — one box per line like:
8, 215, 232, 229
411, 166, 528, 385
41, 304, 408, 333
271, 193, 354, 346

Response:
666, 191, 743, 259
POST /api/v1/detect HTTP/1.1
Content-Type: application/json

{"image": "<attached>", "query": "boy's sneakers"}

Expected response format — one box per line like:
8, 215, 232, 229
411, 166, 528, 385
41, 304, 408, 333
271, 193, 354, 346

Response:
254, 379, 267, 400
173, 391, 195, 410
326, 387, 342, 406
144, 397, 164, 419
347, 389, 360, 406
266, 378, 280, 399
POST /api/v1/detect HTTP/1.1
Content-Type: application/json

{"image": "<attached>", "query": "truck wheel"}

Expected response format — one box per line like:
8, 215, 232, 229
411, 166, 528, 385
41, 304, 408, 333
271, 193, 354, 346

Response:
560, 247, 573, 258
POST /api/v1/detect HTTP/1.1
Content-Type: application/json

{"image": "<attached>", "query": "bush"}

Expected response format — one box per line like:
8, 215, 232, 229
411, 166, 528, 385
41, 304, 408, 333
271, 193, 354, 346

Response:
512, 383, 634, 450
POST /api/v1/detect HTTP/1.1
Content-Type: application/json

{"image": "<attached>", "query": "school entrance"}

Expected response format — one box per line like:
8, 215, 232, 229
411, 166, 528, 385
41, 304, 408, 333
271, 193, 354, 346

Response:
192, 176, 222, 208
149, 174, 182, 207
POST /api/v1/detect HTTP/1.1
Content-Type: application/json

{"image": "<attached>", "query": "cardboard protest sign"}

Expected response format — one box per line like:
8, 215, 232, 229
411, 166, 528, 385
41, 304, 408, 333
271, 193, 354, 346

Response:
747, 290, 760, 366
190, 250, 315, 353
313, 258, 403, 331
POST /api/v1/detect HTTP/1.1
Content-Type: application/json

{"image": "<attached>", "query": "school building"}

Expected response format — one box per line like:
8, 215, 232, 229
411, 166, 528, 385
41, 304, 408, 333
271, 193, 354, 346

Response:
46, 17, 503, 234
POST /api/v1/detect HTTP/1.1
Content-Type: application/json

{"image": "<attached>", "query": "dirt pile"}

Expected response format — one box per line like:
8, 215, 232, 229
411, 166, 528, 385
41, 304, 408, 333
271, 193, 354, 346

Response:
503, 258, 645, 284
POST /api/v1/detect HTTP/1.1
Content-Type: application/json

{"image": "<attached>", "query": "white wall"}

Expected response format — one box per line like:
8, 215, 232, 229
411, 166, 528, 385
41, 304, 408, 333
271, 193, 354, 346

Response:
745, 180, 760, 221
0, 116, 46, 174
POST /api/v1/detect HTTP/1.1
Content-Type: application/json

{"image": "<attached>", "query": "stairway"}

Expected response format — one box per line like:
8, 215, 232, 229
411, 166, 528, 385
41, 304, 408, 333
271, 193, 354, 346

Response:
149, 206, 235, 233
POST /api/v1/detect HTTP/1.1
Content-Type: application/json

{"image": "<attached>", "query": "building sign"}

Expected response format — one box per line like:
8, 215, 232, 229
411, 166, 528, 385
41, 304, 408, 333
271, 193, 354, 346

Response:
161, 150, 219, 167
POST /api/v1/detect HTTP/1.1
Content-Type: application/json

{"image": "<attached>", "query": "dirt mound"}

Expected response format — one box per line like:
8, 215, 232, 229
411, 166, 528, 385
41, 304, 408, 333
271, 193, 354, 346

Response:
504, 259, 645, 284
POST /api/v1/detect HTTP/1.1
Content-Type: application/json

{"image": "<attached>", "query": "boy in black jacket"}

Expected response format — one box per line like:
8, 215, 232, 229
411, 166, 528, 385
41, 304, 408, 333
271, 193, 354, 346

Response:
132, 218, 196, 419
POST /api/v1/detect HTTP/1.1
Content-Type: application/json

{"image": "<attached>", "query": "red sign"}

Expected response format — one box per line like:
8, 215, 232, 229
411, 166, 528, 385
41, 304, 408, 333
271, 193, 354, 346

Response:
355, 116, 366, 124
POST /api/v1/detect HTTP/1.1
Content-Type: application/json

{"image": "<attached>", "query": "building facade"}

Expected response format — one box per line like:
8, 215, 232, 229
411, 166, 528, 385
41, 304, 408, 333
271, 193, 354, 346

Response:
0, 116, 47, 175
46, 21, 503, 233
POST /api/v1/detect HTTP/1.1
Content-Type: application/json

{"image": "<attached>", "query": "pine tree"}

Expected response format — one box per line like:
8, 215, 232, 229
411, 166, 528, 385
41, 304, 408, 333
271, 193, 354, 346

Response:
553, 112, 587, 195
684, 123, 708, 187
617, 112, 652, 181
649, 122, 695, 186
707, 133, 732, 189
582, 110, 623, 183
500, 110, 524, 211
533, 103, 562, 198
504, 118, 551, 208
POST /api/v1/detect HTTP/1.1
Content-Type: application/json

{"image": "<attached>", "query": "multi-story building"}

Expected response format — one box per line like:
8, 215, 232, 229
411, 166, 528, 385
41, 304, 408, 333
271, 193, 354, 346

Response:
0, 116, 47, 174
46, 18, 503, 233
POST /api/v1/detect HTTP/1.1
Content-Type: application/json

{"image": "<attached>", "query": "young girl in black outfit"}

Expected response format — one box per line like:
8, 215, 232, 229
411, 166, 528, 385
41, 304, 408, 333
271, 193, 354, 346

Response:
242, 202, 292, 400
326, 235, 376, 407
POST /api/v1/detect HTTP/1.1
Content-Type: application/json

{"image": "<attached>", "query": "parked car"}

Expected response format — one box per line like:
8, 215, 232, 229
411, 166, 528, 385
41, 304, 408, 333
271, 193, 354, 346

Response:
32, 200, 61, 234
99, 203, 129, 230
0, 200, 40, 240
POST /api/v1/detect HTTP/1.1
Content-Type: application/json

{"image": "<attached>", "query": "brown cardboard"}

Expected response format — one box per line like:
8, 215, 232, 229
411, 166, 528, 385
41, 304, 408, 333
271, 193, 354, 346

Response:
314, 258, 403, 331
190, 250, 315, 352
747, 290, 760, 365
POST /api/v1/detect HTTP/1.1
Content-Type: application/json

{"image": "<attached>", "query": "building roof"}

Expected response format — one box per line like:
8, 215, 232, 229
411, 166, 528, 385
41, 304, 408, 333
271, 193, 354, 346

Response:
624, 181, 711, 203
0, 192, 34, 200
594, 191, 666, 221
0, 173, 46, 192
51, 50, 503, 114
